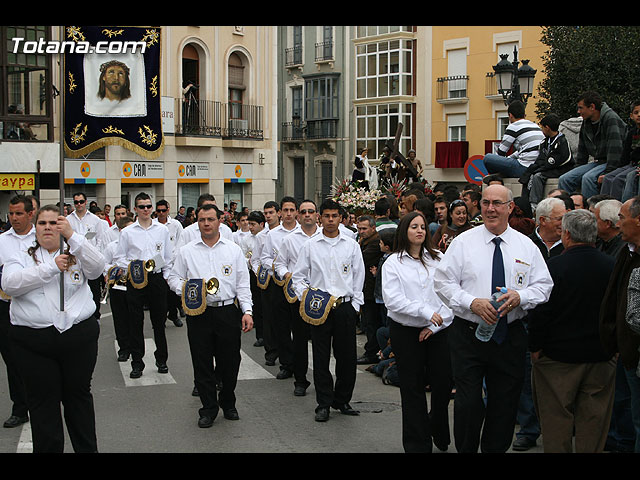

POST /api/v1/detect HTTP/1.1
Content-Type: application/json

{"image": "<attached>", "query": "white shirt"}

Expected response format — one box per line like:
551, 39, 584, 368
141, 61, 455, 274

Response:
274, 225, 322, 277
2, 233, 105, 332
339, 223, 357, 240
154, 216, 183, 252
113, 219, 173, 279
0, 226, 36, 302
260, 222, 299, 275
104, 223, 120, 245
175, 221, 232, 251
291, 231, 365, 311
433, 224, 553, 324
382, 251, 453, 333
250, 228, 269, 274
168, 236, 252, 314
66, 210, 109, 251
233, 229, 251, 246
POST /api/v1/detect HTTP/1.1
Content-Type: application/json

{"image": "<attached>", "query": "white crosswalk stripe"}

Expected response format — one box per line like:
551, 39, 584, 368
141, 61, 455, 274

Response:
118, 339, 176, 387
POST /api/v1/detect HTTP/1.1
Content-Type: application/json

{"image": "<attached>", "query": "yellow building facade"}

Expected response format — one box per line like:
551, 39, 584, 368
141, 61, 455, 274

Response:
423, 26, 545, 184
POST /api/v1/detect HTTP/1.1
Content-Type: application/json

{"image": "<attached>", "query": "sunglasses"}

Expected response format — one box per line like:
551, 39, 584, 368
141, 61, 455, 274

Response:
136, 204, 153, 210
73, 199, 86, 205
299, 209, 316, 215
156, 208, 168, 213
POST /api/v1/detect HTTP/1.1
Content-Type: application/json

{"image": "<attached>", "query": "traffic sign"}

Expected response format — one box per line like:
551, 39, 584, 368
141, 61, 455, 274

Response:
464, 155, 488, 185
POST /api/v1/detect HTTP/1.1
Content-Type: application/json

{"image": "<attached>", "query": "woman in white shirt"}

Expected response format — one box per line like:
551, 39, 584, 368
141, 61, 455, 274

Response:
1, 204, 105, 453
382, 211, 454, 453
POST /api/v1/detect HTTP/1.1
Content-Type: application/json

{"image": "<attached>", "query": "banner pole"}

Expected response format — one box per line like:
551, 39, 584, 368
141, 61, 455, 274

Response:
58, 25, 65, 312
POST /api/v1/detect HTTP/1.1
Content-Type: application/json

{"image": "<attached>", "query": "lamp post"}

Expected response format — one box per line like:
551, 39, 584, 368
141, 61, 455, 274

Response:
492, 45, 537, 106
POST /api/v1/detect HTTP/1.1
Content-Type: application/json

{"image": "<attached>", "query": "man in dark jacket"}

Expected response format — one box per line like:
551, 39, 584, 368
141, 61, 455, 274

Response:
529, 209, 616, 452
520, 113, 574, 210
600, 196, 640, 453
558, 91, 627, 199
356, 215, 383, 364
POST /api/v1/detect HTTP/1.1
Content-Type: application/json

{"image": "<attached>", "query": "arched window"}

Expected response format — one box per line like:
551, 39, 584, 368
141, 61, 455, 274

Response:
228, 52, 245, 119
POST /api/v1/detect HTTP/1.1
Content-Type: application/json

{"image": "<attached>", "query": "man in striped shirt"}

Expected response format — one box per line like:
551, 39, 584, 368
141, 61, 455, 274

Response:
483, 100, 545, 179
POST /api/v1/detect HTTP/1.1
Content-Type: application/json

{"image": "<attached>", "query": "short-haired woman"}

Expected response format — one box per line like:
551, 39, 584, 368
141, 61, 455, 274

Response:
1, 205, 105, 453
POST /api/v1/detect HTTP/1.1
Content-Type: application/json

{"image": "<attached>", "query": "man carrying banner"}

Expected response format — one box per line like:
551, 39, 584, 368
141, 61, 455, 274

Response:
168, 204, 253, 428
113, 192, 173, 379
291, 199, 365, 422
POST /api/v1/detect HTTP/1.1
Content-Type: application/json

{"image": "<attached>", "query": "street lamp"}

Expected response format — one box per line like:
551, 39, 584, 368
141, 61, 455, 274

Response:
492, 45, 537, 106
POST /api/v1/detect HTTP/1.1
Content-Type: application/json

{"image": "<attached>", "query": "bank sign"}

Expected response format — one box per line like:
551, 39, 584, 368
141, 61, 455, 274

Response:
177, 162, 209, 183
121, 161, 164, 183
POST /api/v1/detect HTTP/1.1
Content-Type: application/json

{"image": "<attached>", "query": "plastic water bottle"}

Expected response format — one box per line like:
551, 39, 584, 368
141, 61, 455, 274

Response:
475, 287, 508, 342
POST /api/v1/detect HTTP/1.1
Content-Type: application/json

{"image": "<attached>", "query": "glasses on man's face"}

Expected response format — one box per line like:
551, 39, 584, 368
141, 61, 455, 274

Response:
299, 209, 316, 215
156, 208, 168, 213
137, 204, 153, 210
74, 199, 85, 205
481, 200, 511, 208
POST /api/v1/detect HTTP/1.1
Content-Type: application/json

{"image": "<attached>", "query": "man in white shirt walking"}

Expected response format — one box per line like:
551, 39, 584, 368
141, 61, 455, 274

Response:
433, 184, 553, 453
260, 196, 299, 380
168, 204, 253, 428
114, 193, 173, 379
0, 195, 35, 428
66, 192, 109, 319
274, 199, 322, 396
292, 199, 365, 422
155, 199, 184, 327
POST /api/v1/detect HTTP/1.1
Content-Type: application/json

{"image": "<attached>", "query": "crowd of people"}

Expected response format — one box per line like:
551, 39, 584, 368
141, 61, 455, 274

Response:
0, 92, 639, 453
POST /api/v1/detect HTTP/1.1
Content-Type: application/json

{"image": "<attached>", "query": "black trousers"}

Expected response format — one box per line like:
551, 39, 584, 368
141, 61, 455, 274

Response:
186, 304, 242, 417
449, 316, 526, 453
249, 270, 263, 341
9, 317, 99, 453
260, 281, 278, 362
290, 300, 310, 388
126, 273, 168, 370
166, 289, 181, 320
389, 318, 453, 453
310, 302, 358, 409
0, 301, 28, 418
361, 300, 382, 358
88, 277, 102, 319
108, 288, 132, 356
270, 283, 294, 372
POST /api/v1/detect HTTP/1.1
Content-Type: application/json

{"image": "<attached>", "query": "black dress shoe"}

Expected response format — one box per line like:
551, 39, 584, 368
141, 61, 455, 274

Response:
171, 317, 183, 327
356, 355, 378, 365
276, 369, 293, 380
156, 362, 169, 374
3, 415, 28, 428
512, 436, 536, 451
314, 406, 330, 422
198, 415, 214, 428
265, 358, 276, 366
331, 403, 360, 416
117, 352, 130, 362
293, 385, 307, 396
253, 338, 264, 347
223, 408, 239, 420
130, 368, 143, 379
192, 386, 199, 396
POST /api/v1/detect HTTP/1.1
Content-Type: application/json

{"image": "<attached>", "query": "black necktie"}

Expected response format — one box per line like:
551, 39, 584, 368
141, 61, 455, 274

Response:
491, 237, 507, 343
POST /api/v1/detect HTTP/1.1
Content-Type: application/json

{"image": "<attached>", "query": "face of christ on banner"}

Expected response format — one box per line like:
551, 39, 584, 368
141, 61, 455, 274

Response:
83, 51, 147, 118
98, 60, 131, 102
